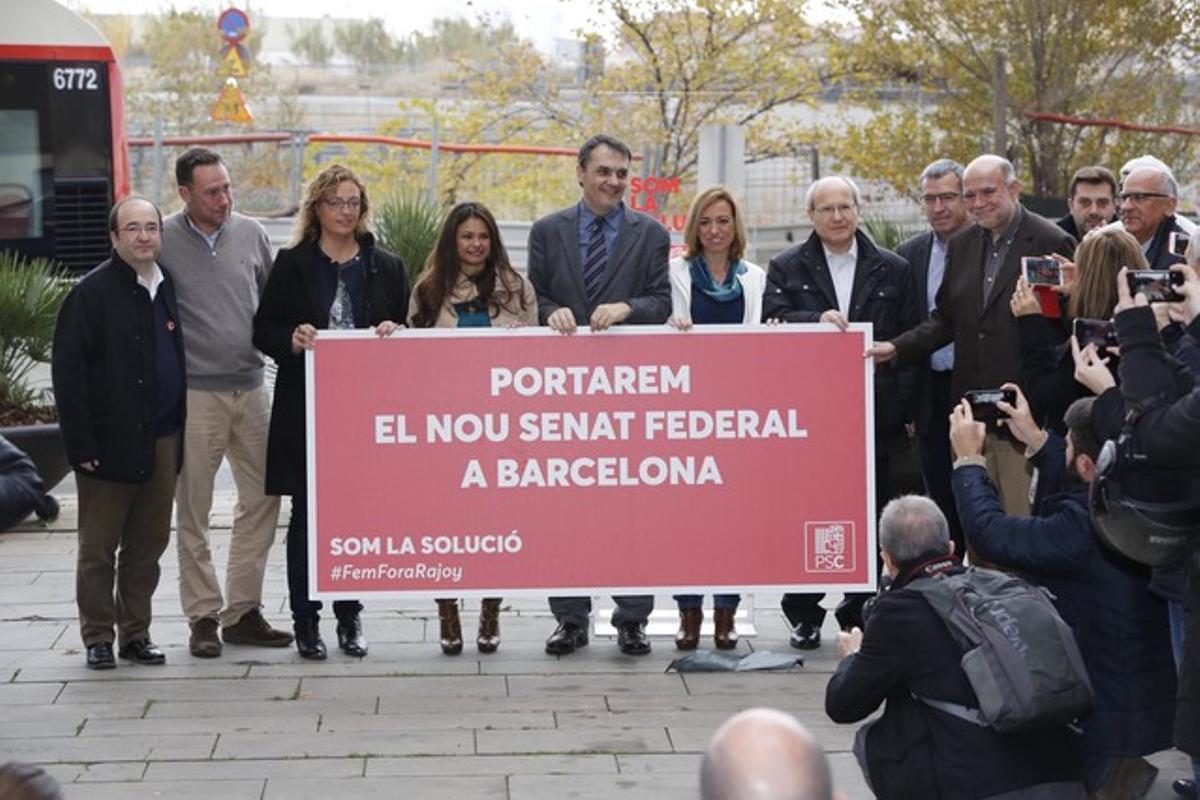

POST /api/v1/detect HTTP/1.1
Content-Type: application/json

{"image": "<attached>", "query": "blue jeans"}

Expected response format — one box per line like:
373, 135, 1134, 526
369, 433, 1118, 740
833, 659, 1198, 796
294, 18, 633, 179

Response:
674, 594, 740, 611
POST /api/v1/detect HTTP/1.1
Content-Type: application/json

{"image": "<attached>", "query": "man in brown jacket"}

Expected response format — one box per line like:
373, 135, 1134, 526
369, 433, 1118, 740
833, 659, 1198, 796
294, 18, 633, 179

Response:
868, 155, 1075, 516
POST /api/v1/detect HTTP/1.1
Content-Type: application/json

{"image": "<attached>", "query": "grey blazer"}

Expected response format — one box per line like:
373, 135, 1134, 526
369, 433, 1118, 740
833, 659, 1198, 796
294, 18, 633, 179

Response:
526, 203, 671, 325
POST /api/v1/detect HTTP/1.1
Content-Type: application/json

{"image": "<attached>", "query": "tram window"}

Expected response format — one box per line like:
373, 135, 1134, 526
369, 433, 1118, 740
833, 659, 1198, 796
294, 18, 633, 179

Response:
0, 109, 43, 240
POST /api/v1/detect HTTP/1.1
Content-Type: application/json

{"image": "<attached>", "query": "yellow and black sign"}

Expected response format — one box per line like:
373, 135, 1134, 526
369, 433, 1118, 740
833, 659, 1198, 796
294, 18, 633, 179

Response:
220, 44, 248, 77
211, 78, 253, 124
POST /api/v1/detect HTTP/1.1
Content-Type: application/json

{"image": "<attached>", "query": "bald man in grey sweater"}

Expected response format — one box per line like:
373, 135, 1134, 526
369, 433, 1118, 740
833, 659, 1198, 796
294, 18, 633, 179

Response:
163, 148, 291, 657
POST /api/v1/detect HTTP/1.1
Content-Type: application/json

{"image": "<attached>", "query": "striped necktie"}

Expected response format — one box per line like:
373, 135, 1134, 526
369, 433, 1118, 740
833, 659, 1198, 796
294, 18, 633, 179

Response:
583, 216, 607, 302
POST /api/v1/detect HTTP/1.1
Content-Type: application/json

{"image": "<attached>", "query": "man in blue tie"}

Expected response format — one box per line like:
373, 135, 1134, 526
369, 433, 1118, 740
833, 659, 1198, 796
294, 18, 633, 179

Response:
526, 134, 671, 656
895, 159, 972, 556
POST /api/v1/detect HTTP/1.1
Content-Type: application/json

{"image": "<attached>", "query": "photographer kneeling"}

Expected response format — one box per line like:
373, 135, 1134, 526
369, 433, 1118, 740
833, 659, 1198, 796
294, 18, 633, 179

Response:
825, 494, 1085, 799
949, 387, 1176, 798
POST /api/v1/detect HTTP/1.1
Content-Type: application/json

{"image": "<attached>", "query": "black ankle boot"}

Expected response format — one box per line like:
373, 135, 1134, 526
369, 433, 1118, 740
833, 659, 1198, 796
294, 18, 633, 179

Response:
336, 615, 368, 657
294, 617, 326, 660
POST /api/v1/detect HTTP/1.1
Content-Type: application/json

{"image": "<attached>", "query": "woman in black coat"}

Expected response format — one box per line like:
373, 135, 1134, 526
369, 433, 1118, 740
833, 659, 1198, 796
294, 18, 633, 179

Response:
253, 164, 408, 660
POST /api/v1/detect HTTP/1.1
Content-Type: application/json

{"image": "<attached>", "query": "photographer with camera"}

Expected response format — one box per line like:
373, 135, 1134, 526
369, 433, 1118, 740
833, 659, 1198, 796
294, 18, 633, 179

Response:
1108, 257, 1200, 798
825, 495, 1086, 799
949, 387, 1176, 798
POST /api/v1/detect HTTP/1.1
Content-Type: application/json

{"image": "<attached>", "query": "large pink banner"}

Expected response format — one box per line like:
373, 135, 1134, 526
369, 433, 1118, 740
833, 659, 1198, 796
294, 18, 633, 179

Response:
306, 326, 876, 599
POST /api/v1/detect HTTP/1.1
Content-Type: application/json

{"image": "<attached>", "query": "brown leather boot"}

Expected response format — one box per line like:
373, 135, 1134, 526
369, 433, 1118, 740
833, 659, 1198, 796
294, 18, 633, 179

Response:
713, 608, 738, 650
436, 599, 462, 655
477, 598, 501, 653
675, 607, 702, 650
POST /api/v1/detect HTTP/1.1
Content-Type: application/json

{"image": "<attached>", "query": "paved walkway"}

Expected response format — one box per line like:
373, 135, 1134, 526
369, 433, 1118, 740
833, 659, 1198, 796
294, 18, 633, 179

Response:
0, 493, 1190, 798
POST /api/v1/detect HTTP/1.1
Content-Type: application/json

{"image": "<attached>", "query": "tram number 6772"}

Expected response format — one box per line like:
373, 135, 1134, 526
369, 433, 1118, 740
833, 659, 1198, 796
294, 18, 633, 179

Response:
52, 66, 99, 91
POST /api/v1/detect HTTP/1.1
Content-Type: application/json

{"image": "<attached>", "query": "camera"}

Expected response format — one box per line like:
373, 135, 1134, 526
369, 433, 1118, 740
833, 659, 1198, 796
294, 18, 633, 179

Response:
1022, 256, 1062, 287
1169, 231, 1190, 259
1073, 318, 1119, 355
964, 388, 1017, 422
1127, 269, 1185, 303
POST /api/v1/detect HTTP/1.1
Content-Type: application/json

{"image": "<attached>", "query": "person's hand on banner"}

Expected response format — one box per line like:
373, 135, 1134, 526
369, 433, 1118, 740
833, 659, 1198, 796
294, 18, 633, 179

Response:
547, 307, 577, 335
949, 400, 986, 459
374, 320, 401, 337
291, 323, 317, 353
668, 316, 694, 331
820, 309, 850, 331
590, 302, 632, 331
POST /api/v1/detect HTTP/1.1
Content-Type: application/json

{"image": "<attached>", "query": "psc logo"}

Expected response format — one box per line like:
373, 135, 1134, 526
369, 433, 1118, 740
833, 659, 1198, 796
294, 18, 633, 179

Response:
804, 521, 856, 573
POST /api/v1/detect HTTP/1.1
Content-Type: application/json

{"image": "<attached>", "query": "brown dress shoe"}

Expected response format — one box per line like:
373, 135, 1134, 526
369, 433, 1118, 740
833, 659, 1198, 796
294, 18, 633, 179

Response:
437, 599, 463, 655
675, 607, 702, 650
713, 608, 738, 650
477, 598, 501, 653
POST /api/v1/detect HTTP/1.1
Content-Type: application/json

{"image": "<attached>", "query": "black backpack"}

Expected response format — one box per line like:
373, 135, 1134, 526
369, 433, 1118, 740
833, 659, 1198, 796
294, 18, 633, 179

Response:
908, 567, 1094, 733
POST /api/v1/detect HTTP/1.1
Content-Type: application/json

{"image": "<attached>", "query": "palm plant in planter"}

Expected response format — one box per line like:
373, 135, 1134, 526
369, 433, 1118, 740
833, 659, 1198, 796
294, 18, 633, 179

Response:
0, 251, 74, 501
373, 193, 445, 286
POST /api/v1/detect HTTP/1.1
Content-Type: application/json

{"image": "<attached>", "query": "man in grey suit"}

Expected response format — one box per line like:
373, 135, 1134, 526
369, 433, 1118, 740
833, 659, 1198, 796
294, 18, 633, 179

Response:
895, 159, 971, 555
526, 133, 671, 656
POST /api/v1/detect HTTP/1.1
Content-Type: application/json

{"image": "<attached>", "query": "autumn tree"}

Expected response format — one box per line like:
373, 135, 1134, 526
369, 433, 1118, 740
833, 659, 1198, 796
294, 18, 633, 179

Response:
399, 0, 825, 219
333, 19, 405, 71
814, 0, 1200, 197
288, 23, 332, 66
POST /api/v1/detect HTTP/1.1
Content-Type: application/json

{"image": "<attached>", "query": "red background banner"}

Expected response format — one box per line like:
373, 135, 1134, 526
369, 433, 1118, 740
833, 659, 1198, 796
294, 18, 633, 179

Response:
307, 326, 876, 598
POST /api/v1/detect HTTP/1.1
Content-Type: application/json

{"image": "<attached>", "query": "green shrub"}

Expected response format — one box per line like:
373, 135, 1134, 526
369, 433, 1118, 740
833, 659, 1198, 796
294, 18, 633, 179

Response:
0, 252, 71, 410
374, 193, 445, 287
861, 215, 921, 252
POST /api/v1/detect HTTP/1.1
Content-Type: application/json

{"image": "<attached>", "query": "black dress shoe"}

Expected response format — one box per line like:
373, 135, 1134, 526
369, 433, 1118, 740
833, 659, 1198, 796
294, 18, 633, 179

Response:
545, 622, 589, 655
616, 621, 651, 656
1174, 778, 1198, 799
118, 639, 166, 665
336, 616, 368, 657
86, 642, 115, 670
789, 621, 821, 650
294, 617, 327, 661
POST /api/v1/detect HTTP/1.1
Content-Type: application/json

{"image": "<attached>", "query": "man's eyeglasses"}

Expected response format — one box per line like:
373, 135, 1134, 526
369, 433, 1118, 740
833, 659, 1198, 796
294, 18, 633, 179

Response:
921, 192, 961, 206
1117, 191, 1171, 204
323, 198, 362, 211
813, 203, 856, 218
119, 223, 160, 235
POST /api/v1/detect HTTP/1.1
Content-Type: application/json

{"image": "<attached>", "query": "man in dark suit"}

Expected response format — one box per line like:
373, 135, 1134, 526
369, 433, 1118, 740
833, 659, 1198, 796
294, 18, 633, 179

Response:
764, 175, 919, 649
1056, 166, 1117, 240
525, 133, 671, 656
1119, 164, 1189, 271
895, 159, 971, 555
52, 197, 186, 670
869, 155, 1075, 517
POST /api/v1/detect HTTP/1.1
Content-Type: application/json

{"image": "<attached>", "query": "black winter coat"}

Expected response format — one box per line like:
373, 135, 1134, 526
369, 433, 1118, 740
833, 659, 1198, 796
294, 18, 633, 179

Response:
51, 255, 186, 483
763, 229, 918, 446
253, 236, 409, 497
826, 561, 1085, 798
1112, 306, 1200, 755
953, 436, 1177, 760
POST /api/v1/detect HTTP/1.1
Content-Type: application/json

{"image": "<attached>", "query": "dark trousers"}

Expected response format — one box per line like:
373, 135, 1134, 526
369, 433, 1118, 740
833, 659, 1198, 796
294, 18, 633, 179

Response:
782, 453, 889, 631
75, 434, 179, 647
286, 488, 361, 623
550, 595, 653, 628
916, 369, 965, 555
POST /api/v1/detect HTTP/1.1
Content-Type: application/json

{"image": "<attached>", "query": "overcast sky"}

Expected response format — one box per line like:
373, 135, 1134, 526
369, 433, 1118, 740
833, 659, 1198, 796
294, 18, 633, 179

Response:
63, 0, 601, 52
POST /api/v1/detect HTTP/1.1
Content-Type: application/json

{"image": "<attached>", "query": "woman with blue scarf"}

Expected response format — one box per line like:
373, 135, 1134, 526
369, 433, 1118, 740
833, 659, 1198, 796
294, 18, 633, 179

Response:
667, 186, 766, 650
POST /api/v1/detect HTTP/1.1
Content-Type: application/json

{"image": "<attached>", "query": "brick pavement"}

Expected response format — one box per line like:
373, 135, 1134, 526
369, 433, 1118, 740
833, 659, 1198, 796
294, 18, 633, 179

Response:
0, 493, 1190, 798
